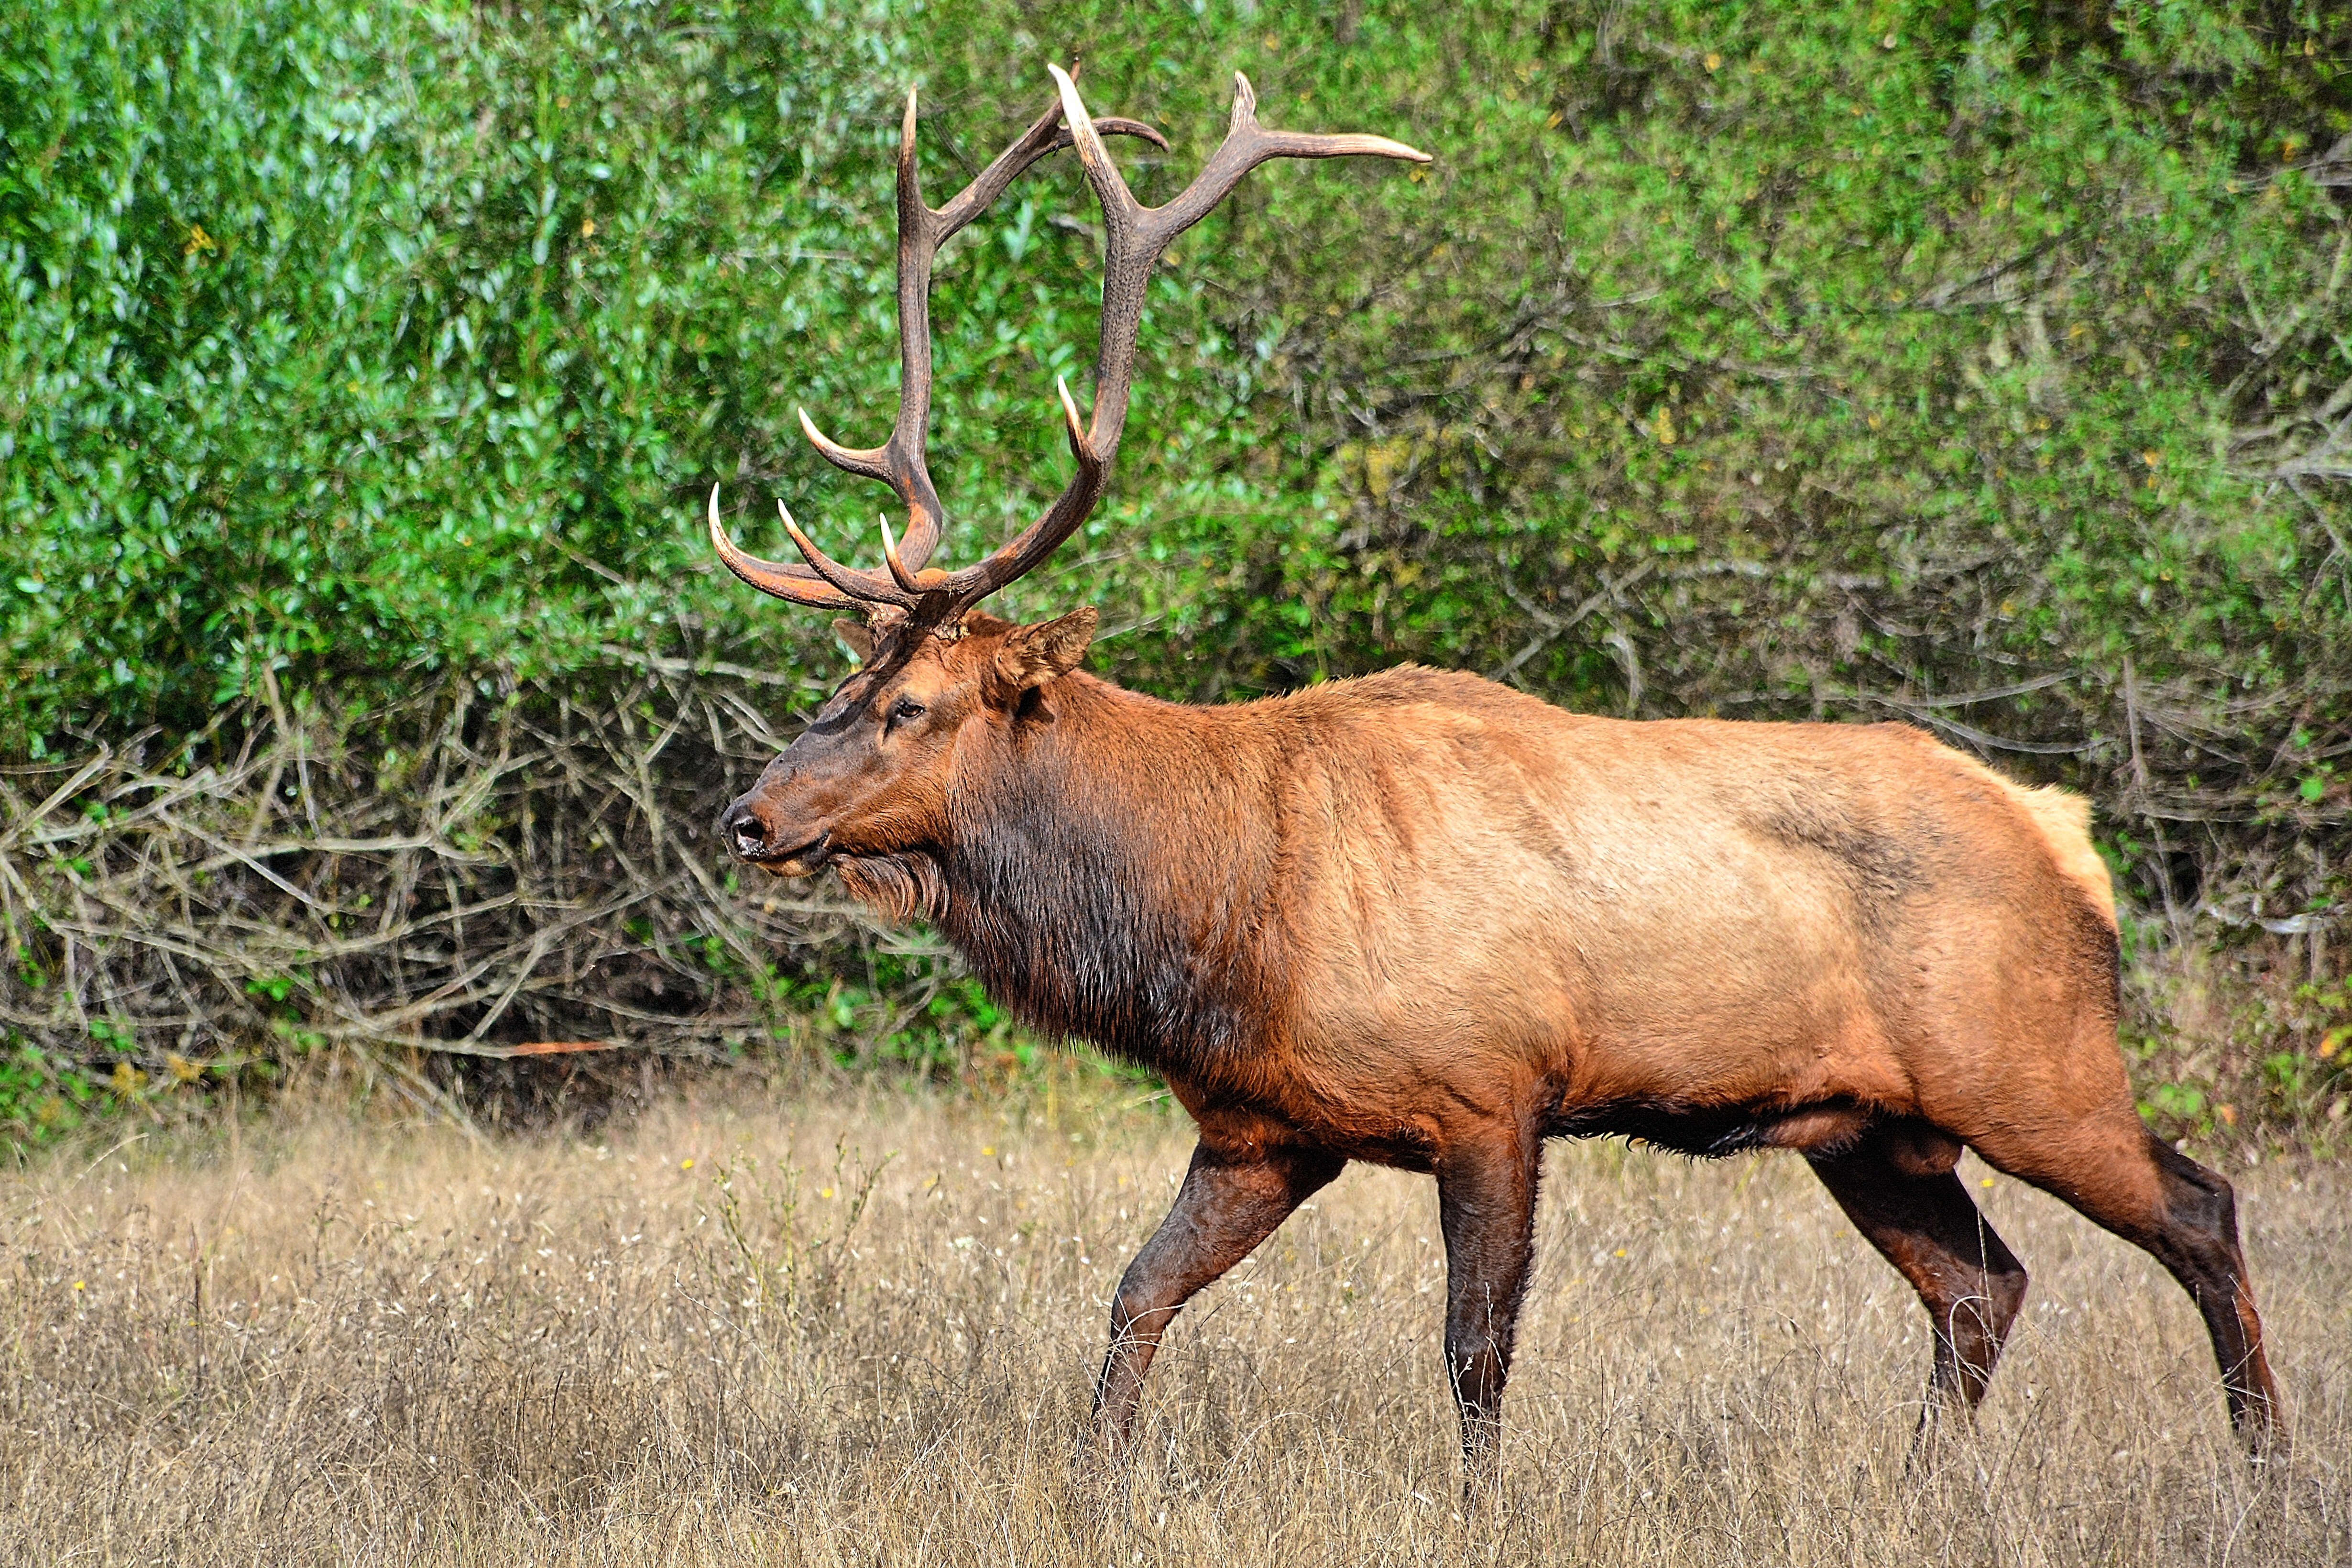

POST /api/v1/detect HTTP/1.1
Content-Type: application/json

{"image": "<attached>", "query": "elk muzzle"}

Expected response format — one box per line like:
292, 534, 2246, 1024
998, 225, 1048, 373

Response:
718, 793, 832, 875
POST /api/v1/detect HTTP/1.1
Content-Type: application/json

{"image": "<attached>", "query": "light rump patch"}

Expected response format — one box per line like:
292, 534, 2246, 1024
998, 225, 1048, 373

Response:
1933, 735, 2118, 926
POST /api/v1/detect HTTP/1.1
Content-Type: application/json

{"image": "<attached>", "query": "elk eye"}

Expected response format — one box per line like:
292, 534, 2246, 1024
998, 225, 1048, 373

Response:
886, 697, 926, 730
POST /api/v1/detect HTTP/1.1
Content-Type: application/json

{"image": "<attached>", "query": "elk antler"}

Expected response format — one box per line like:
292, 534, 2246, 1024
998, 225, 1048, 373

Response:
712, 66, 1429, 631
709, 74, 1166, 614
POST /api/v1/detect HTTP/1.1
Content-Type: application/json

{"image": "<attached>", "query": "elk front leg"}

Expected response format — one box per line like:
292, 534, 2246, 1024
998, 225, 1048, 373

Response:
1093, 1137, 1344, 1458
1436, 1128, 1541, 1488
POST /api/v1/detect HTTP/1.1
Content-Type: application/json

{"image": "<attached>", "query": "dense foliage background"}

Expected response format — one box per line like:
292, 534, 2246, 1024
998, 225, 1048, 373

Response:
2, 0, 2346, 1146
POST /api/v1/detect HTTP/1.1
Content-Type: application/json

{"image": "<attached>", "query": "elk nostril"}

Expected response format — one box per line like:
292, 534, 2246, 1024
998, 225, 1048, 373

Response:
724, 807, 766, 857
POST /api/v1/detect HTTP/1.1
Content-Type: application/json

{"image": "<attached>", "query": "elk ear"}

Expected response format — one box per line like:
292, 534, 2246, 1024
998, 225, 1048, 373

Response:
832, 618, 876, 665
994, 607, 1097, 693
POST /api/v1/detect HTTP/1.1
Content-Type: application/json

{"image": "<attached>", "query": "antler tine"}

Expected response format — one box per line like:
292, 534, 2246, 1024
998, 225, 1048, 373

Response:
877, 513, 923, 594
779, 500, 918, 610
1157, 71, 1431, 241
920, 66, 1425, 621
929, 377, 1100, 613
707, 485, 859, 609
797, 406, 891, 484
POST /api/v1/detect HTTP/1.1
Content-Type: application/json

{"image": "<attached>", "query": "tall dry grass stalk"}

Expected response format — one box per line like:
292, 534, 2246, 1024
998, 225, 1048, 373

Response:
2, 1087, 2345, 1565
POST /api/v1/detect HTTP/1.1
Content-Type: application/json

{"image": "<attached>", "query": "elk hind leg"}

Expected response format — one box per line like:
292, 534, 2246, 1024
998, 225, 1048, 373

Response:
1969, 1112, 2284, 1458
1807, 1121, 2028, 1436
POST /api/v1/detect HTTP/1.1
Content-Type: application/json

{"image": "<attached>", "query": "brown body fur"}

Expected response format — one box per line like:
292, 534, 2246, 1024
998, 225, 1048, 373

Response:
936, 666, 2109, 1168
721, 625, 2284, 1479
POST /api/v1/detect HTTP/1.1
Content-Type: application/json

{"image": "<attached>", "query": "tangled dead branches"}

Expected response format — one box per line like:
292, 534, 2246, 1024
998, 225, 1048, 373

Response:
0, 655, 945, 1121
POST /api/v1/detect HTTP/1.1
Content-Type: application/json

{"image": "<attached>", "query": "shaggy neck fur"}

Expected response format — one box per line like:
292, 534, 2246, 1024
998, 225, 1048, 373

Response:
916, 674, 1293, 1078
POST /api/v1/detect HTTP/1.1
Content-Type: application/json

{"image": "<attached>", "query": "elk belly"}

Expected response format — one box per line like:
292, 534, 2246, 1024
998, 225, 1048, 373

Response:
1749, 1107, 1960, 1170
1753, 1101, 1876, 1155
1877, 1118, 1964, 1176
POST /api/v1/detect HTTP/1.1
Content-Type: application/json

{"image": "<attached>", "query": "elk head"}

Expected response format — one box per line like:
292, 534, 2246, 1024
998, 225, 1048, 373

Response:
712, 65, 1426, 909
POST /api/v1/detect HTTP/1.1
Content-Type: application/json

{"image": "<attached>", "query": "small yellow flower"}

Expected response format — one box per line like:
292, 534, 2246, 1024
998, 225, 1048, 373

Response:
183, 223, 217, 257
680, 1159, 695, 1171
73, 1280, 85, 1292
981, 1146, 995, 1157
820, 1187, 836, 1200
1704, 52, 1721, 72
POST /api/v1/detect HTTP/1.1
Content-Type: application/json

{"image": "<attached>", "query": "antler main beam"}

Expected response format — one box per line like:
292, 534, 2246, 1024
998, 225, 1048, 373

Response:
713, 65, 1428, 626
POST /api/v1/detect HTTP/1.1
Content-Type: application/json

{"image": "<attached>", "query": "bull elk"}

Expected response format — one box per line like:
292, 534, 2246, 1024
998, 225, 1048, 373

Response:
709, 65, 2284, 1480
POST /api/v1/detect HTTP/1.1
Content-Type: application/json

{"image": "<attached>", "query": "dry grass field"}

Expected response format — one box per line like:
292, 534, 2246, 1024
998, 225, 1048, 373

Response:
4, 1083, 2347, 1567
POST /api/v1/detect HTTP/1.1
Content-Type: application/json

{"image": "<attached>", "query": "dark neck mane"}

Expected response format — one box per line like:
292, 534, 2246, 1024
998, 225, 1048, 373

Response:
930, 676, 1286, 1076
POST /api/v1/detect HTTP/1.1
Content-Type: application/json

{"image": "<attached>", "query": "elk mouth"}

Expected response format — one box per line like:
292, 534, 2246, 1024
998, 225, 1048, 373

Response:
754, 829, 832, 877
